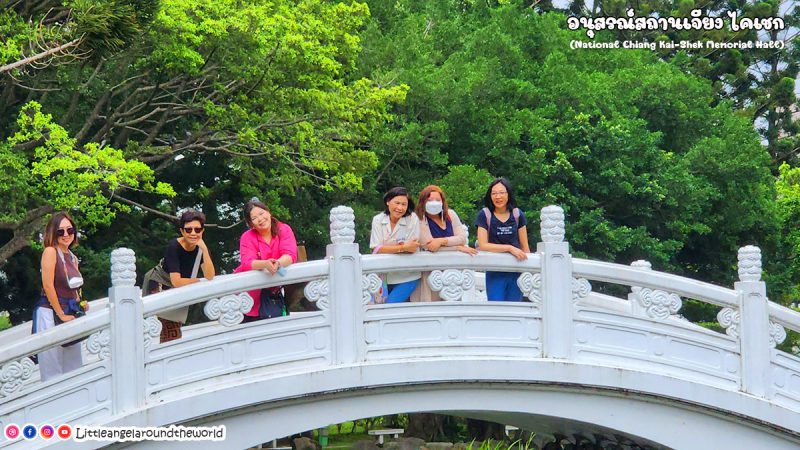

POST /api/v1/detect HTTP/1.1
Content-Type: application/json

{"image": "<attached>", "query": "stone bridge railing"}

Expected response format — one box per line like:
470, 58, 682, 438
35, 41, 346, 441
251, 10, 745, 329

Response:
1, 205, 800, 442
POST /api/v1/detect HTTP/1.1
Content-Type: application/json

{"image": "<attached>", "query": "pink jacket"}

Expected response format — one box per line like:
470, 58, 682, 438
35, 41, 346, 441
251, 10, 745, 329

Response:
234, 223, 298, 317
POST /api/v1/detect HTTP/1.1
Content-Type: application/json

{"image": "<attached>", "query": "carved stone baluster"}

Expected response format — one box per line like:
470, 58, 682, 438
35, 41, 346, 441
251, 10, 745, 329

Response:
538, 205, 573, 359
0, 358, 36, 398
204, 293, 255, 326
305, 279, 330, 310
327, 206, 364, 364
733, 245, 775, 398
517, 272, 542, 306
109, 248, 145, 414
427, 269, 476, 301
143, 316, 162, 349
361, 274, 382, 305
629, 260, 680, 320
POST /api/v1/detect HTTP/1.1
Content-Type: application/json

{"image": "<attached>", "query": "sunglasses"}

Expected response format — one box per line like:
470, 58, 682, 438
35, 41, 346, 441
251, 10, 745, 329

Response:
182, 226, 204, 234
56, 227, 76, 237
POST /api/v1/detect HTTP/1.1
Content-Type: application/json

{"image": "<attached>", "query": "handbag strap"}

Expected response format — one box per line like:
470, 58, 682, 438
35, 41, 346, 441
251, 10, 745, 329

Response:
191, 247, 203, 279
56, 249, 81, 301
56, 248, 72, 282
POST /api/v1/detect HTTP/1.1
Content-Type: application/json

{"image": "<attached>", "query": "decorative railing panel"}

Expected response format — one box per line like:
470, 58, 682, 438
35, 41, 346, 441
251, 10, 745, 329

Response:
363, 303, 542, 360
574, 307, 740, 389
771, 352, 800, 412
145, 312, 330, 400
0, 363, 111, 434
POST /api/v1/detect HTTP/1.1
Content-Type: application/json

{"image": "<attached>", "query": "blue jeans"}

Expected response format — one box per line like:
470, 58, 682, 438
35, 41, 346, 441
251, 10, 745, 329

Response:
486, 271, 523, 301
387, 279, 419, 303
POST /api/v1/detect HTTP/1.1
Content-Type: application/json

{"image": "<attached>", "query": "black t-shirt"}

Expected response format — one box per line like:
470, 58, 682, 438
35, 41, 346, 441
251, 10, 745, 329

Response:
475, 208, 528, 248
163, 239, 204, 278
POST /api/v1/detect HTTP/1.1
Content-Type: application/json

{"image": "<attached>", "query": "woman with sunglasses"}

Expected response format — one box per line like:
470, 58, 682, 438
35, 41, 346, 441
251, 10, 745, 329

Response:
415, 185, 477, 301
234, 199, 298, 321
164, 210, 216, 288
33, 212, 85, 381
475, 177, 530, 301
157, 210, 216, 341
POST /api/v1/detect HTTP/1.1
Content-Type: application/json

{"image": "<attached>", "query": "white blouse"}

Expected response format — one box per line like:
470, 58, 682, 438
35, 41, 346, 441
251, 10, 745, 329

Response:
369, 212, 421, 285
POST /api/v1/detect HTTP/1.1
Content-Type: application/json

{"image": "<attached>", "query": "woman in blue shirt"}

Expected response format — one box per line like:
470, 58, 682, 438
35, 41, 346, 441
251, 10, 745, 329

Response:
475, 178, 530, 301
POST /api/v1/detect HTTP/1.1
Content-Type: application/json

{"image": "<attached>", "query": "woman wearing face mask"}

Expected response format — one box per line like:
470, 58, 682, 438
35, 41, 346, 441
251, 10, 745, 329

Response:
416, 185, 477, 301
33, 212, 86, 381
370, 187, 421, 303
234, 198, 298, 321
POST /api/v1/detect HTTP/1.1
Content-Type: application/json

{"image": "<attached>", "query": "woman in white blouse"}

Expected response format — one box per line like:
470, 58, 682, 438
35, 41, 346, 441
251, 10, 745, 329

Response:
369, 187, 421, 303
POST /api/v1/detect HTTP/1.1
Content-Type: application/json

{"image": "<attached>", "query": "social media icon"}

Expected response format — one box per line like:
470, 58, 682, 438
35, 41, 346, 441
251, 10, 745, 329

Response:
4, 424, 20, 440
57, 424, 72, 440
40, 425, 55, 440
22, 424, 37, 440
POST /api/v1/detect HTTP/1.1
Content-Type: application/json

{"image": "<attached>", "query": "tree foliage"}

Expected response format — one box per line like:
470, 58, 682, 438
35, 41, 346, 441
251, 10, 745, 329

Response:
356, 0, 779, 287
0, 0, 406, 320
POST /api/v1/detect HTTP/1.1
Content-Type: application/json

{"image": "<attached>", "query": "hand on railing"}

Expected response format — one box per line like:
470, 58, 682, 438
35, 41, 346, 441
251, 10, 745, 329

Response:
509, 247, 528, 261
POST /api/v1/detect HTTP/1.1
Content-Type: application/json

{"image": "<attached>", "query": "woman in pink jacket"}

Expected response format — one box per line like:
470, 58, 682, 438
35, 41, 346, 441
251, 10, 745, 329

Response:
234, 199, 298, 321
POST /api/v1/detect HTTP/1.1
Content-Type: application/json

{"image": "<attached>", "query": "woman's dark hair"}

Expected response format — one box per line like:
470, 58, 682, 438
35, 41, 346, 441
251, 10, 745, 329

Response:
383, 187, 414, 217
179, 210, 206, 228
483, 177, 517, 212
243, 199, 281, 238
43, 212, 78, 249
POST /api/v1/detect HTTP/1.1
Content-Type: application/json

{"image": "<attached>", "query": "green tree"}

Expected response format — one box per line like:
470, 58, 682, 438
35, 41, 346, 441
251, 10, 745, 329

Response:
357, 0, 779, 289
564, 0, 799, 166
0, 0, 407, 321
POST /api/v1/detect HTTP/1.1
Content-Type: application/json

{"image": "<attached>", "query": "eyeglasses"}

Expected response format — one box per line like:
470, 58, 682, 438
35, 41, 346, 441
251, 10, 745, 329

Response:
491, 191, 508, 197
56, 227, 76, 237
182, 227, 204, 234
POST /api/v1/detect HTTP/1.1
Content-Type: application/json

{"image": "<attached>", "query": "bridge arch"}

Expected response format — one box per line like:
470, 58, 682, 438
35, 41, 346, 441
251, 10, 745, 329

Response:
111, 359, 799, 449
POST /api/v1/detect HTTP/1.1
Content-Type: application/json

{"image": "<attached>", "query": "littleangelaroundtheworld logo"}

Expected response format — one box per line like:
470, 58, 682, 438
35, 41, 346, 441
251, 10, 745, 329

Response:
73, 425, 226, 442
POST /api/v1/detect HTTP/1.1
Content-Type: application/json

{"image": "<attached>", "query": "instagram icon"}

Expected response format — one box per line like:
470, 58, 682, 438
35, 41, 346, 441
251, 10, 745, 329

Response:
40, 425, 55, 440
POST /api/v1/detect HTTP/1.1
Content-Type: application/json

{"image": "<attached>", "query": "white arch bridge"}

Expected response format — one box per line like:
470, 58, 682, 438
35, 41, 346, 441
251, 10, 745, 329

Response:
2, 205, 800, 449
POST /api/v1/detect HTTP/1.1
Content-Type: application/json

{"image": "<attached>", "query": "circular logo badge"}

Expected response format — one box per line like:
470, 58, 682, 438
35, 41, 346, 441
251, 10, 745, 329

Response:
40, 425, 55, 440
4, 424, 20, 440
22, 424, 37, 440
56, 424, 72, 440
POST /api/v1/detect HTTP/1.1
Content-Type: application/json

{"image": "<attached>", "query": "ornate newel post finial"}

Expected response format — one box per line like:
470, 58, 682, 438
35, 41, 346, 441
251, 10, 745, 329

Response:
110, 248, 136, 287
738, 246, 762, 282
540, 205, 565, 243
330, 206, 355, 244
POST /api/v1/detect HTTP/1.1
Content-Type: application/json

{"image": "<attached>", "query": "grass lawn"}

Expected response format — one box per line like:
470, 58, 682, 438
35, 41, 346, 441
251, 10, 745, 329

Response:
321, 422, 376, 448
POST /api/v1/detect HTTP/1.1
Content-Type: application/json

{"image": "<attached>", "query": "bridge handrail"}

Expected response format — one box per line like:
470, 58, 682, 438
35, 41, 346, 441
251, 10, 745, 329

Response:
142, 259, 330, 317
360, 252, 739, 309
769, 302, 800, 334
0, 261, 330, 371
572, 258, 739, 308
1, 308, 110, 369
361, 251, 542, 273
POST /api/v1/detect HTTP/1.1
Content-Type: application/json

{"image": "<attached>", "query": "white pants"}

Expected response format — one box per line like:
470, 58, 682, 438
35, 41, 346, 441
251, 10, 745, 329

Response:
35, 307, 83, 381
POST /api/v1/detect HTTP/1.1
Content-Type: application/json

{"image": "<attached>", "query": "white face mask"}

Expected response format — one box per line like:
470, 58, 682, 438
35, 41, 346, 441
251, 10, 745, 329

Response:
425, 200, 443, 215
